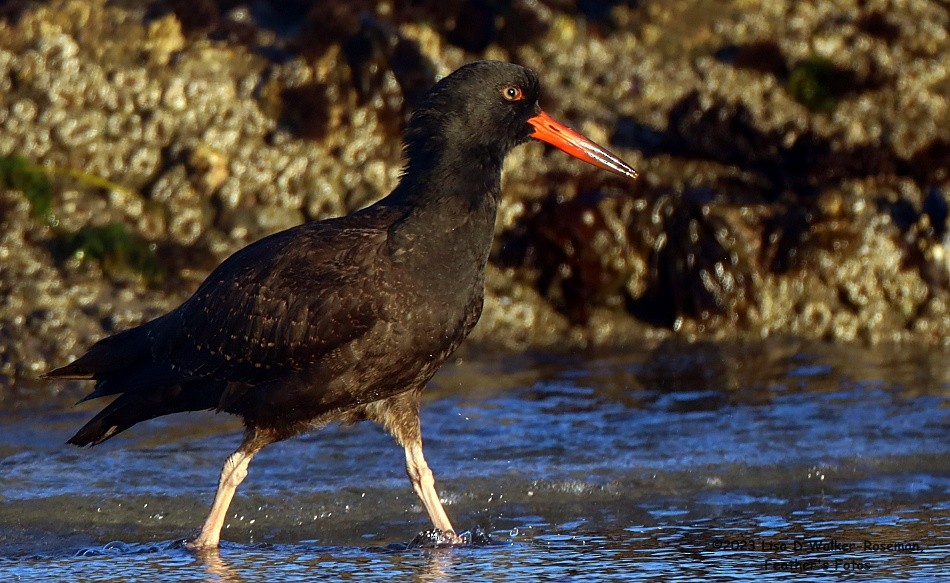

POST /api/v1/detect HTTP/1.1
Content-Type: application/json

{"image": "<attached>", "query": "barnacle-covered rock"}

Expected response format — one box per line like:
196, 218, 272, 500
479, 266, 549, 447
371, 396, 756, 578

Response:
0, 0, 947, 387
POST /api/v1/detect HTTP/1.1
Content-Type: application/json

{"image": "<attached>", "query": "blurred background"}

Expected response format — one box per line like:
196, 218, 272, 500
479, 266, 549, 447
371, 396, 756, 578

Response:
0, 0, 947, 388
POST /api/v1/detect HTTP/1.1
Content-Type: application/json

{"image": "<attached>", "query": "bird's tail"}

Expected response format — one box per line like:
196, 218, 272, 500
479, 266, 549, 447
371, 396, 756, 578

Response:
44, 319, 160, 385
66, 382, 220, 446
44, 317, 221, 446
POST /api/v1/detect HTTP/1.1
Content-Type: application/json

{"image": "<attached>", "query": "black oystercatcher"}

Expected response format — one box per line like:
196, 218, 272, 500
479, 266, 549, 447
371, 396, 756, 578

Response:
45, 61, 637, 549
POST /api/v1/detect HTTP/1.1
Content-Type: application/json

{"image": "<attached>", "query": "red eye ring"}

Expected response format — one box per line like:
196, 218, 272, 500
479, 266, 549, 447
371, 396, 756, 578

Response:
501, 85, 524, 101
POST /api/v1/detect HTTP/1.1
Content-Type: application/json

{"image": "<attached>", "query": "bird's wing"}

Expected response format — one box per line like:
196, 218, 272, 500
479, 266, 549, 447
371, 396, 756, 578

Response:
151, 220, 389, 385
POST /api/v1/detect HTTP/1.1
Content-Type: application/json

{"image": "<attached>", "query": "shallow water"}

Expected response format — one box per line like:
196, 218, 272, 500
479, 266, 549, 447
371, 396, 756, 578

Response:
0, 339, 947, 581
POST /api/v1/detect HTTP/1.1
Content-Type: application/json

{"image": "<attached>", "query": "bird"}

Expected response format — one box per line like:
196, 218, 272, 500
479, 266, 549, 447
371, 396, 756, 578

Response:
44, 60, 637, 550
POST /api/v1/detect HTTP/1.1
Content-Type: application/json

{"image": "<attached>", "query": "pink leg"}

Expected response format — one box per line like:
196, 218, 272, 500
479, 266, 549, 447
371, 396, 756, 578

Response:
364, 390, 462, 543
187, 441, 261, 550
404, 440, 460, 541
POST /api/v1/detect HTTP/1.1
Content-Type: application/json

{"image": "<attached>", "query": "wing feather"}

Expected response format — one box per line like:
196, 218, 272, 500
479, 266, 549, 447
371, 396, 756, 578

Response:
151, 220, 389, 385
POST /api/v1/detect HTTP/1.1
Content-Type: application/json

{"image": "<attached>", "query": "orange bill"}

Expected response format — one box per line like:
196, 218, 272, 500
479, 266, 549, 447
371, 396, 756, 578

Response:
528, 110, 638, 180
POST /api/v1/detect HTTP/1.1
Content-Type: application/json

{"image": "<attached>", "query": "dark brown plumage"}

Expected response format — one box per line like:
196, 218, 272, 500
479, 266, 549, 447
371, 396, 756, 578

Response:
45, 60, 636, 549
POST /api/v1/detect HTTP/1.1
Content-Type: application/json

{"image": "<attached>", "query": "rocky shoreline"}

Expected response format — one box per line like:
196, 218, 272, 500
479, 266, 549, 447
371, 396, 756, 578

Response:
0, 0, 947, 386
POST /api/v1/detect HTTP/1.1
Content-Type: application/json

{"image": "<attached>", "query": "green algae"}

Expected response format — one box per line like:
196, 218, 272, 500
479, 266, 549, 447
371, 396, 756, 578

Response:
1, 154, 163, 283
53, 222, 164, 284
786, 56, 840, 113
0, 154, 54, 221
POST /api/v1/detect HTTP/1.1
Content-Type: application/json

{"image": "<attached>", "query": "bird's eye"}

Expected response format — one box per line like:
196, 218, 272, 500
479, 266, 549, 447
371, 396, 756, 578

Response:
500, 85, 524, 101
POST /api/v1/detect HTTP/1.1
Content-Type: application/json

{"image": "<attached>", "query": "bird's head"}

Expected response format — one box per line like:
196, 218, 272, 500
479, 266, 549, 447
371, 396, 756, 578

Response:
403, 61, 637, 180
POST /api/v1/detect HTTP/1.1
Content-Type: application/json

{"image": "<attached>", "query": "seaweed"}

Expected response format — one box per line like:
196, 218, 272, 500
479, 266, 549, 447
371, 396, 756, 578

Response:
494, 172, 639, 325
714, 40, 789, 77
54, 222, 164, 284
714, 40, 890, 114
279, 82, 332, 141
630, 189, 752, 327
0, 154, 164, 283
0, 154, 54, 221
856, 10, 901, 43
343, 15, 437, 107
786, 56, 841, 113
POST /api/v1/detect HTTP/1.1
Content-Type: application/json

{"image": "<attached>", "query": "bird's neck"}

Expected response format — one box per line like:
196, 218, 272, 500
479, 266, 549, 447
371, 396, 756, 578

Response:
377, 148, 504, 276
385, 144, 503, 228
394, 138, 504, 202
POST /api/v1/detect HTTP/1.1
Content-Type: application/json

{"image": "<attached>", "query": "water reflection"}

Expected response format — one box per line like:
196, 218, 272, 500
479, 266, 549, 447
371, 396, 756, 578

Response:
190, 540, 470, 583
195, 547, 244, 583
410, 550, 456, 583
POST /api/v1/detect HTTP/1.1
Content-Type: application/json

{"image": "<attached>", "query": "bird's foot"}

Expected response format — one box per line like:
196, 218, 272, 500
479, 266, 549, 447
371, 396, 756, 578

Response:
183, 534, 220, 554
407, 528, 464, 548
407, 526, 493, 548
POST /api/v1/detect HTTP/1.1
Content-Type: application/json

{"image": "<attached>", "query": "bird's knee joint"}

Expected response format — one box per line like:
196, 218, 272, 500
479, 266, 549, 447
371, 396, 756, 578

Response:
407, 462, 435, 487
221, 453, 250, 485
